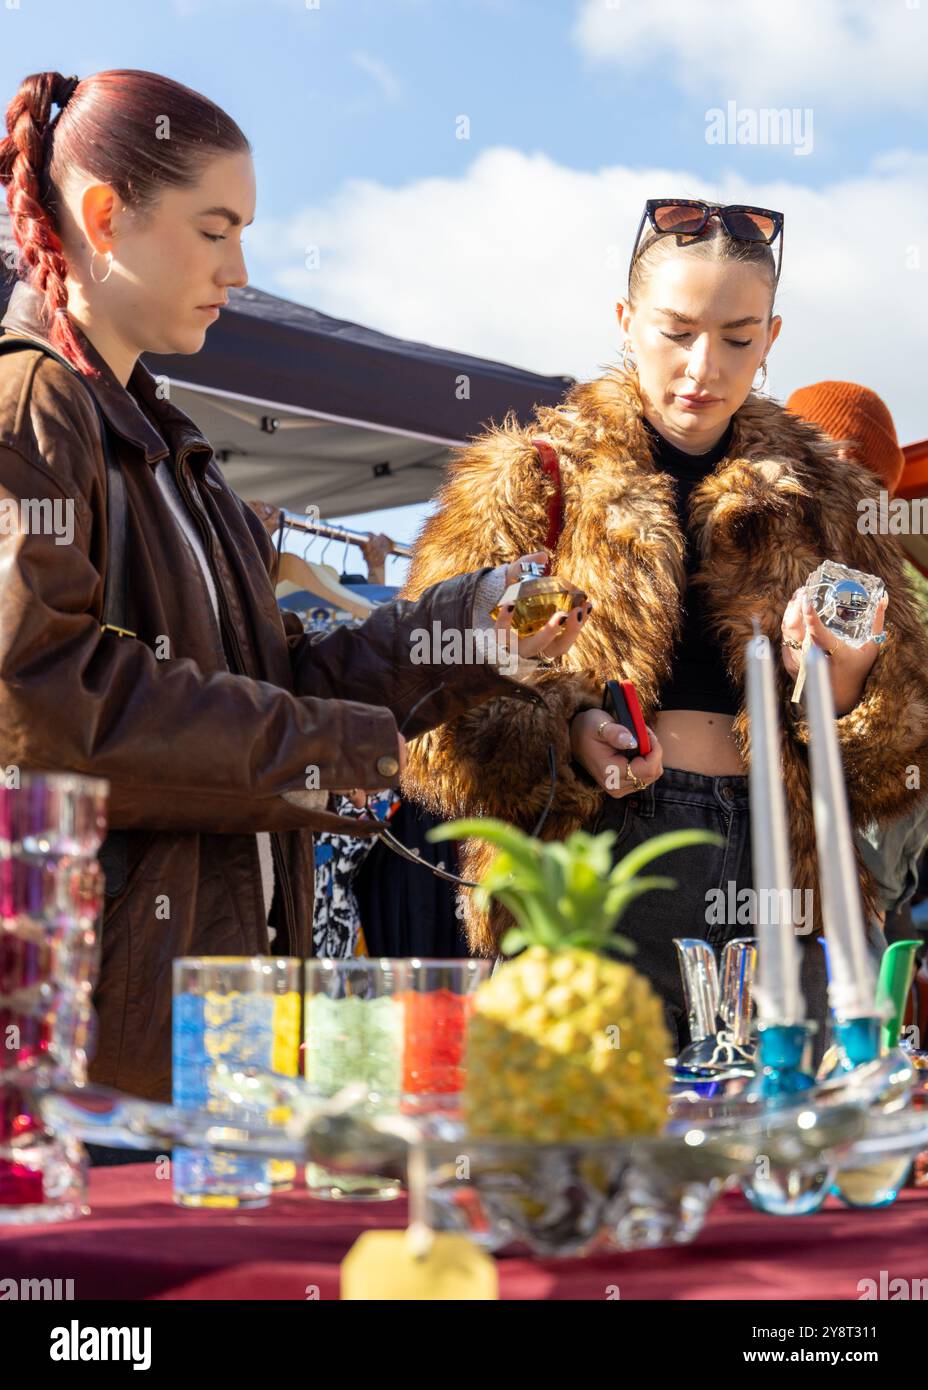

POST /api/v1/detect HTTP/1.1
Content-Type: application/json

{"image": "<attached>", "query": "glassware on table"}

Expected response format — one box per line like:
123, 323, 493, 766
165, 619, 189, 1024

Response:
418, 1131, 742, 1256
0, 772, 108, 1224
303, 958, 409, 1200
399, 959, 491, 1116
911, 1049, 928, 1188
267, 972, 301, 1192
172, 956, 300, 1209
670, 938, 756, 1099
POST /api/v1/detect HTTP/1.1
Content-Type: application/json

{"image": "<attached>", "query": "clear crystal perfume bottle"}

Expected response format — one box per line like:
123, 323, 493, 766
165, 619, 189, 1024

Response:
803, 561, 886, 648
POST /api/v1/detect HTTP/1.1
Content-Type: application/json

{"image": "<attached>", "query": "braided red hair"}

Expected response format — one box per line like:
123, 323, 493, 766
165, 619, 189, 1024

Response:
0, 71, 95, 374
0, 68, 250, 379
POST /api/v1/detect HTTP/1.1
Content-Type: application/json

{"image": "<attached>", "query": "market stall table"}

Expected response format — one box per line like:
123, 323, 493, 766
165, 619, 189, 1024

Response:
1, 1165, 926, 1300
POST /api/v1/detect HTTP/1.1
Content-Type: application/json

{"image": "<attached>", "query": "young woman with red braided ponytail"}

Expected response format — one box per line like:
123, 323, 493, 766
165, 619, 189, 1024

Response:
3, 74, 88, 374
0, 69, 554, 1119
0, 69, 256, 377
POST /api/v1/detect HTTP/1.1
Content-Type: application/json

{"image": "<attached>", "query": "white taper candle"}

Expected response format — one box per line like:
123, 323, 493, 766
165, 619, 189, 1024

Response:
803, 643, 877, 1019
745, 628, 805, 1025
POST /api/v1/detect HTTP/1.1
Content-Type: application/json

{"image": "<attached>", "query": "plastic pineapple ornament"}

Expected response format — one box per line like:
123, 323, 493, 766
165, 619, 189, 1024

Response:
427, 820, 721, 1143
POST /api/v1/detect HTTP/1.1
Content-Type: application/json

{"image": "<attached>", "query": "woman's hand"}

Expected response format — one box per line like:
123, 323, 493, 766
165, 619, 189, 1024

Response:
780, 587, 889, 716
359, 531, 393, 585
494, 551, 594, 661
570, 708, 664, 798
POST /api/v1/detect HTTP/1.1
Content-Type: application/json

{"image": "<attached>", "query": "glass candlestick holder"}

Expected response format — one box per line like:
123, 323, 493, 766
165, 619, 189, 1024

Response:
0, 772, 108, 1224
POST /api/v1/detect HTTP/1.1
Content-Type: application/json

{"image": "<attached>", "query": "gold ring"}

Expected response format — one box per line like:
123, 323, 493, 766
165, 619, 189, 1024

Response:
626, 767, 646, 792
825, 639, 838, 658
596, 719, 611, 738
781, 636, 803, 651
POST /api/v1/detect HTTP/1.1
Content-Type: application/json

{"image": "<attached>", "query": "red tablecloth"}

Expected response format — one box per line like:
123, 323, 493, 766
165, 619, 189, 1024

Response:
1, 1166, 926, 1300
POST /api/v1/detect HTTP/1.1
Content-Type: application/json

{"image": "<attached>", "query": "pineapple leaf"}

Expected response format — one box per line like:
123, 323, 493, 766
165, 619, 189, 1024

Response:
430, 816, 724, 957
486, 886, 561, 952
563, 857, 608, 921
575, 831, 618, 878
602, 874, 678, 921
476, 848, 531, 890
499, 926, 530, 955
540, 841, 569, 912
611, 829, 723, 885
426, 817, 543, 873
558, 875, 678, 955
474, 855, 552, 928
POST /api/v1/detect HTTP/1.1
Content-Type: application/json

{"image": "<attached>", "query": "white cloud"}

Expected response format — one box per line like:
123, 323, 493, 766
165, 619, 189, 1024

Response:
245, 146, 928, 443
572, 0, 927, 113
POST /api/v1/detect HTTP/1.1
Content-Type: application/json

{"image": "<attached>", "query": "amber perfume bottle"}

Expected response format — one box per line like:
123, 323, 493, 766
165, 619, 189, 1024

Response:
489, 561, 587, 638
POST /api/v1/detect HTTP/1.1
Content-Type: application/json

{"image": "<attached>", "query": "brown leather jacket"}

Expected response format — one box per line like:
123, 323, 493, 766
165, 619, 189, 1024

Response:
0, 280, 543, 1101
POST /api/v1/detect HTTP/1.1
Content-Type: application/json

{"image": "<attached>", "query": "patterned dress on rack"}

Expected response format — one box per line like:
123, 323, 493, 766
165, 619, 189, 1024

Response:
312, 789, 401, 957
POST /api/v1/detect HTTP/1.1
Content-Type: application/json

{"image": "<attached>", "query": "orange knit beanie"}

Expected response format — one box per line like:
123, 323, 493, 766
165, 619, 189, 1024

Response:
785, 381, 905, 494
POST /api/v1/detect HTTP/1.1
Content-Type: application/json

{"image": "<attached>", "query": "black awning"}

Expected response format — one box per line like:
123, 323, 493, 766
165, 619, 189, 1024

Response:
140, 282, 572, 443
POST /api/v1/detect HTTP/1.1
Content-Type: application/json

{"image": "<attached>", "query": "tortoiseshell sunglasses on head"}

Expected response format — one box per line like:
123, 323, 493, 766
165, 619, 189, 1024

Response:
628, 200, 785, 293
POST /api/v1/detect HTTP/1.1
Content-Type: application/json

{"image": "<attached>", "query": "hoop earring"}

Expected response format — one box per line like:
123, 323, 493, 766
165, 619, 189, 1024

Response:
754, 359, 768, 391
619, 339, 638, 373
90, 249, 113, 285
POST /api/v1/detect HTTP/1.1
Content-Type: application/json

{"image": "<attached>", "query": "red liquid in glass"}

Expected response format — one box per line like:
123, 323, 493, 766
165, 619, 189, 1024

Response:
400, 989, 475, 1095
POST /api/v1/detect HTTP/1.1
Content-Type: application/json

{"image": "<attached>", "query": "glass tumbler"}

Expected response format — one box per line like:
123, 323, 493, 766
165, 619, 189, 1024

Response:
303, 958, 409, 1200
172, 956, 300, 1209
399, 959, 491, 1117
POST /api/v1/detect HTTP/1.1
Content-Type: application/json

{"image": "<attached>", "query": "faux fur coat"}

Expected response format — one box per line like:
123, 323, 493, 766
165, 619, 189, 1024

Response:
398, 366, 928, 955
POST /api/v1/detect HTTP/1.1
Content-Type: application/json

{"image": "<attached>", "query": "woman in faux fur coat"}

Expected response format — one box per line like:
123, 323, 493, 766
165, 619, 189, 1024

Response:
398, 204, 928, 1056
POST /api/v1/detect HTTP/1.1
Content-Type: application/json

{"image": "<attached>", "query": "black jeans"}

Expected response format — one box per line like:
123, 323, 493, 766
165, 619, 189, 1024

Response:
591, 766, 847, 1071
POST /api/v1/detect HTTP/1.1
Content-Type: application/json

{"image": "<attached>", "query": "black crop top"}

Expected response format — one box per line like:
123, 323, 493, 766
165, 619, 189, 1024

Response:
645, 416, 741, 716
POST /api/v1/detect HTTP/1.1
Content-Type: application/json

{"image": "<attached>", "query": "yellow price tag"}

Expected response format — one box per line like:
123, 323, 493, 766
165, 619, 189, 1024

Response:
341, 1230, 498, 1301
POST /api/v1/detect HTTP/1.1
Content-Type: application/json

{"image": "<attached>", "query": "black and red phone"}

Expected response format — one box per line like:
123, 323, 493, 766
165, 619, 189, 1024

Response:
602, 679, 651, 759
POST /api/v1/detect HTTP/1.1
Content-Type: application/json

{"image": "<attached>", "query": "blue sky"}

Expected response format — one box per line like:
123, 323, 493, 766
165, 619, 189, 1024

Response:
2, 0, 926, 584
2, 0, 913, 203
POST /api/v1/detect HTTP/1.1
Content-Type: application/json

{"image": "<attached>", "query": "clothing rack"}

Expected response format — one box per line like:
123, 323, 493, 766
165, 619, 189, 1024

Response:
276, 509, 412, 558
